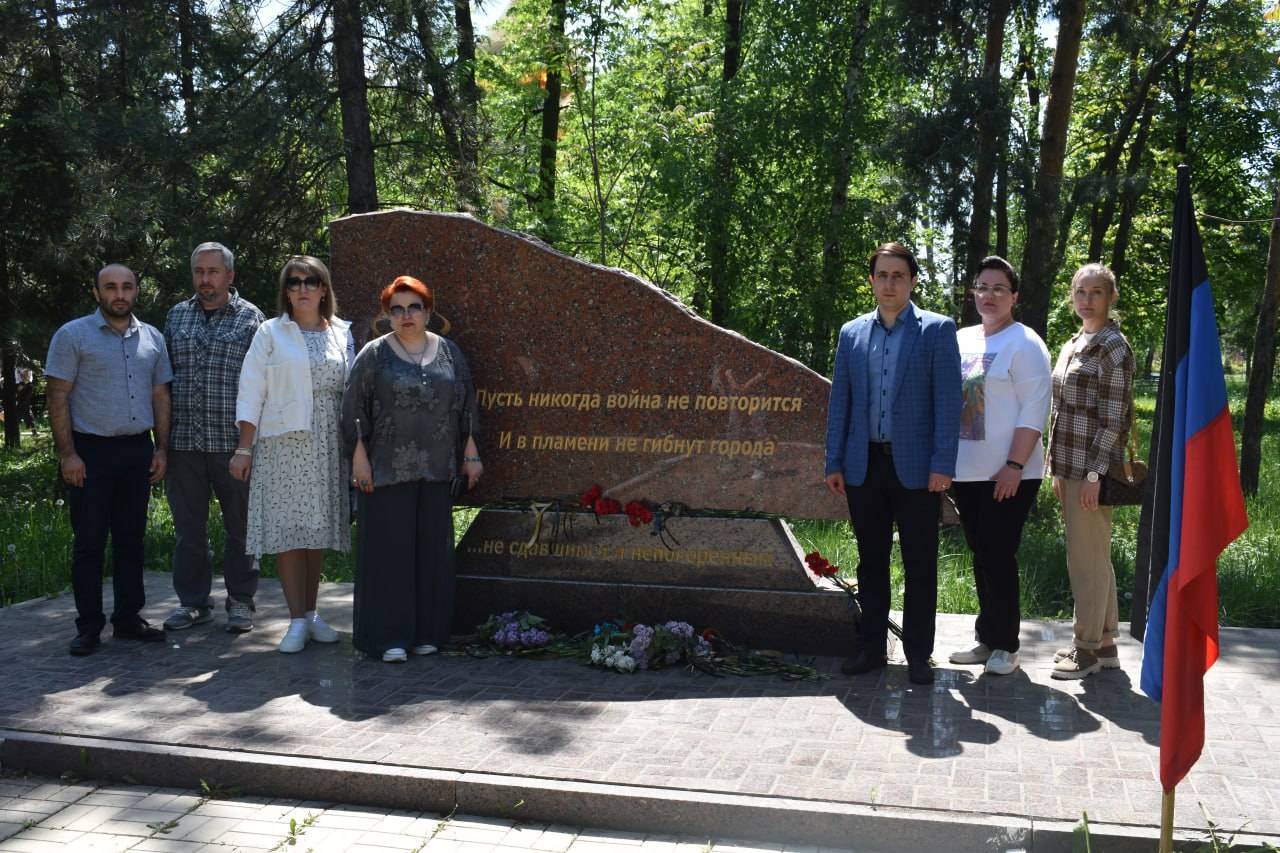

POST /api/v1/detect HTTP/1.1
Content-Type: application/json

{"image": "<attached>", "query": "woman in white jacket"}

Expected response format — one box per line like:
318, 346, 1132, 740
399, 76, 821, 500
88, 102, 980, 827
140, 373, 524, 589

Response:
231, 256, 355, 653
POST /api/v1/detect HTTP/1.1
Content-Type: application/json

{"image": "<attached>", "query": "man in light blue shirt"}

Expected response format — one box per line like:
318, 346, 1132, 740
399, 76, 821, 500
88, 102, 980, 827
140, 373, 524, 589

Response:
46, 263, 173, 656
824, 243, 961, 685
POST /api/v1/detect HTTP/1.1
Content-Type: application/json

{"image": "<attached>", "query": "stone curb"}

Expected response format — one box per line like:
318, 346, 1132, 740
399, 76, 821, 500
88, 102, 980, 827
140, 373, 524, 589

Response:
5, 729, 1264, 852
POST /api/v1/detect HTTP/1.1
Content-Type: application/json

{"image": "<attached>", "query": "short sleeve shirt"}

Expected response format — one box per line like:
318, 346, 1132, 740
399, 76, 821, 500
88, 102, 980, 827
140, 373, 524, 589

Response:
45, 309, 174, 436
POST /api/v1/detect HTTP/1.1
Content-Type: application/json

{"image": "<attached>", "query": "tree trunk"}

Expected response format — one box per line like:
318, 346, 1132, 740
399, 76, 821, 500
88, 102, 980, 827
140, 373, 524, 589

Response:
453, 0, 482, 209
700, 0, 743, 327
1018, 0, 1086, 338
815, 1, 872, 367
1, 237, 17, 449
333, 0, 378, 214
411, 1, 465, 197
1109, 100, 1154, 282
962, 0, 1011, 326
536, 0, 568, 242
996, 149, 1008, 257
1240, 179, 1280, 496
177, 0, 196, 128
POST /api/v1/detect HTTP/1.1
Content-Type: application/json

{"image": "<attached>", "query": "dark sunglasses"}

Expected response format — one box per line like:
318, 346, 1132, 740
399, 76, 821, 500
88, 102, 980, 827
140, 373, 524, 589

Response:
285, 275, 323, 291
388, 303, 426, 318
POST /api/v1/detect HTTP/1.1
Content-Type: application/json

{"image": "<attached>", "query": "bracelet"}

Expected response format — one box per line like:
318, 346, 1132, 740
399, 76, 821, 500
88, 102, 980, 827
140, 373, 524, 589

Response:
463, 456, 481, 463
1005, 459, 1023, 470
234, 447, 254, 457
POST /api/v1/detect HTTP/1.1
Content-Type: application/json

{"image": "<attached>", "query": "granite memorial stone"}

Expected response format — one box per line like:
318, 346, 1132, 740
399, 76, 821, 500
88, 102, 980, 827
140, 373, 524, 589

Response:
330, 210, 864, 653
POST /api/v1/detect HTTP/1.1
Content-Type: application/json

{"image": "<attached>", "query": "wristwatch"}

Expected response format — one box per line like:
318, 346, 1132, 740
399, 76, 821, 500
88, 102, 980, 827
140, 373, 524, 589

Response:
1086, 471, 1100, 483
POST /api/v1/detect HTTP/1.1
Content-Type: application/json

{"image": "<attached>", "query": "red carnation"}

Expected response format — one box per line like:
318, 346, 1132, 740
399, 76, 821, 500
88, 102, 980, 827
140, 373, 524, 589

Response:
624, 500, 653, 527
805, 551, 838, 578
594, 497, 622, 516
581, 484, 602, 508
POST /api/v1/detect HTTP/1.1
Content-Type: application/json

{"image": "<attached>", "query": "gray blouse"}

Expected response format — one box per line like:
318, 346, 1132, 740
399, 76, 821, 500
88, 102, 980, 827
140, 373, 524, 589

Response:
341, 335, 479, 487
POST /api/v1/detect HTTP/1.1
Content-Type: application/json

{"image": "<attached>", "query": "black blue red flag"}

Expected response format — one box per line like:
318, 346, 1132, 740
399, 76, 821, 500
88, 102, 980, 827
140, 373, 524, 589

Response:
1131, 165, 1248, 793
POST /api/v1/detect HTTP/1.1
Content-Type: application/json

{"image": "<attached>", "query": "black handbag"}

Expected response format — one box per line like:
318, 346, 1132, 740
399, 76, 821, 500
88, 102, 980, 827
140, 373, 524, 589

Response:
452, 409, 474, 504
1099, 428, 1147, 507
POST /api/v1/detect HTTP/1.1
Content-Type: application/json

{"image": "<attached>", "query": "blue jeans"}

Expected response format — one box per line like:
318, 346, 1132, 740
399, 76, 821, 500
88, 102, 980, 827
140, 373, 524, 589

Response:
68, 431, 154, 634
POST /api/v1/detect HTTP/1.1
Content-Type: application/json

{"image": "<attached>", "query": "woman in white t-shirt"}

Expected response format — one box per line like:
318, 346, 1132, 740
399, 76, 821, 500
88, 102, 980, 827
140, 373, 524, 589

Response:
947, 256, 1052, 676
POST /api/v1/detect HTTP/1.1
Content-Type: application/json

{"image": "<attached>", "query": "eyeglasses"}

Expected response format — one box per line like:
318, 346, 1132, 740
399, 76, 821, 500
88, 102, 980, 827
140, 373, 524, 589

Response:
285, 276, 323, 291
388, 303, 426, 318
972, 285, 1012, 297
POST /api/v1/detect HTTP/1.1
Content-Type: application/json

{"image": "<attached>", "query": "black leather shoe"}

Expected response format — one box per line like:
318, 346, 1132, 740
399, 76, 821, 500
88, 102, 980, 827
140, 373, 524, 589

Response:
907, 658, 935, 685
69, 632, 100, 656
113, 621, 166, 643
841, 649, 888, 675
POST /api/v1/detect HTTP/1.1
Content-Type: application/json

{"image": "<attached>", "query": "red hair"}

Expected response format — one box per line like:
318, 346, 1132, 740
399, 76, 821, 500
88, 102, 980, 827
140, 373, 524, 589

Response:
380, 275, 433, 313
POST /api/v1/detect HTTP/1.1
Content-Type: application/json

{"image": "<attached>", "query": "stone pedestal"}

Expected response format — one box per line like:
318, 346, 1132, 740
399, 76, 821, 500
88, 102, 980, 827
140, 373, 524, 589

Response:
454, 509, 859, 655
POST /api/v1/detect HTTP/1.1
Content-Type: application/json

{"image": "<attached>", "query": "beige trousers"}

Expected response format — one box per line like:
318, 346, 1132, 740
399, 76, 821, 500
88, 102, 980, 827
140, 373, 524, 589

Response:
1059, 479, 1120, 649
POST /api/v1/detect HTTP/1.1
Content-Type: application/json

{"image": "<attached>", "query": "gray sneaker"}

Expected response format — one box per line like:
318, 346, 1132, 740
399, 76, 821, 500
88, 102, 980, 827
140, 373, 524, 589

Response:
163, 605, 213, 631
226, 601, 254, 634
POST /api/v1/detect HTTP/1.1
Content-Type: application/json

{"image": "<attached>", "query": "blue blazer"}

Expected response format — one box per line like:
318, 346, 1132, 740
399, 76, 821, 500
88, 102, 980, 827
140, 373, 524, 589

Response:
824, 302, 961, 490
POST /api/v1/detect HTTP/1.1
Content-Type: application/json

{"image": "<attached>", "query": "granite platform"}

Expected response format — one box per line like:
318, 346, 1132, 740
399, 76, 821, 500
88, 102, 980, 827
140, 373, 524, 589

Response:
1, 572, 1276, 852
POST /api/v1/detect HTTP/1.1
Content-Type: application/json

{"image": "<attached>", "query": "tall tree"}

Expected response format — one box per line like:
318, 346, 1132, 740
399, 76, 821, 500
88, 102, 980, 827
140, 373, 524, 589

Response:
453, 0, 483, 208
962, 0, 1012, 324
816, 2, 872, 366
535, 0, 569, 241
1019, 0, 1086, 337
698, 0, 743, 327
333, 0, 378, 213
1241, 177, 1280, 496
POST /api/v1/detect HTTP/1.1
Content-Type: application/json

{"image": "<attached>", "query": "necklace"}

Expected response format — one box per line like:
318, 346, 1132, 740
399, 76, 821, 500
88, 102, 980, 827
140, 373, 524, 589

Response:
395, 334, 428, 358
295, 318, 327, 332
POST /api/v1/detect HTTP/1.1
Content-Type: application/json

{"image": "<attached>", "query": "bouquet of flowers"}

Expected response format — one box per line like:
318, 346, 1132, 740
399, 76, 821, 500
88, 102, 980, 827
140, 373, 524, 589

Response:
475, 611, 552, 651
589, 620, 714, 673
805, 551, 903, 642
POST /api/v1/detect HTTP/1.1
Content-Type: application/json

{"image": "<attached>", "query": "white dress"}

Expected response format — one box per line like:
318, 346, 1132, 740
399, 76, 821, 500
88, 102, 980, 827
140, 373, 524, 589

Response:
246, 327, 351, 555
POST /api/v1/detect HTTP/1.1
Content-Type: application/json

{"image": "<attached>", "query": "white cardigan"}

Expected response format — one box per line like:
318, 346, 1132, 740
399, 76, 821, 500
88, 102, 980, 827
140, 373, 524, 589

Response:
236, 313, 355, 440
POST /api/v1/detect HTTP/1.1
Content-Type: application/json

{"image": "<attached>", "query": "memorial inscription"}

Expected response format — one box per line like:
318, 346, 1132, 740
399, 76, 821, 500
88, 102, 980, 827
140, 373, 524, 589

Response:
329, 209, 844, 521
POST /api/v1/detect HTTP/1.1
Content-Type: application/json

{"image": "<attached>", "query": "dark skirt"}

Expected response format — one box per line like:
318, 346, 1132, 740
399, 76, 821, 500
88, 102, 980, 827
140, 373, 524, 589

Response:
352, 480, 455, 656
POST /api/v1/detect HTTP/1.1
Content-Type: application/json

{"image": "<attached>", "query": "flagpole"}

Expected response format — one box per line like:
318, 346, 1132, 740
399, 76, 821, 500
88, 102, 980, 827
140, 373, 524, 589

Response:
1160, 788, 1175, 852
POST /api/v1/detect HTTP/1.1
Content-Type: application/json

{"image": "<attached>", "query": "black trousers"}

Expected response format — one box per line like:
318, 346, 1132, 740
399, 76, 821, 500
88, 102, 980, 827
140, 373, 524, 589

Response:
352, 480, 455, 656
951, 478, 1041, 653
68, 431, 153, 634
845, 450, 940, 662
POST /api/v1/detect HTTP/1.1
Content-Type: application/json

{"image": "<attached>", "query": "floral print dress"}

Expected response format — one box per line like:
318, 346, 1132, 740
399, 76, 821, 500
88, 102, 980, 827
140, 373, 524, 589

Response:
246, 327, 351, 555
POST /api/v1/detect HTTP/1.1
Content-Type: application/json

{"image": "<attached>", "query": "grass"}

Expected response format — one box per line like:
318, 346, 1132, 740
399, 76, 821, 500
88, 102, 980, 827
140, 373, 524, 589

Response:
0, 430, 477, 606
3, 375, 1279, 627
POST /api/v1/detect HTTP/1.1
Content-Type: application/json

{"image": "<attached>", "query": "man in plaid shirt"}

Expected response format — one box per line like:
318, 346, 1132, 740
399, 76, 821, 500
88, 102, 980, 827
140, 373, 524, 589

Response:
163, 242, 265, 634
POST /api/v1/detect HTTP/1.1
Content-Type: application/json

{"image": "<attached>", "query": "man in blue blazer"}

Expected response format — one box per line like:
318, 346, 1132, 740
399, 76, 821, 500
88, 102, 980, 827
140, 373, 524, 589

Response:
824, 242, 961, 685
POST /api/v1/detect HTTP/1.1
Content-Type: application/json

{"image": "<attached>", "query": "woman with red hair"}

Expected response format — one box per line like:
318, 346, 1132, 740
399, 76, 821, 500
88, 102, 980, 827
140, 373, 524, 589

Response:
341, 275, 481, 662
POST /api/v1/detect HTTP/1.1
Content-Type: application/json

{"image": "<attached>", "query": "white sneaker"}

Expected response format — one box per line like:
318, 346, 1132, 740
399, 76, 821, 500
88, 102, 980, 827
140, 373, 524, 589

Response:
307, 612, 339, 643
383, 647, 408, 663
949, 641, 991, 665
984, 649, 1020, 675
411, 644, 438, 656
278, 619, 308, 654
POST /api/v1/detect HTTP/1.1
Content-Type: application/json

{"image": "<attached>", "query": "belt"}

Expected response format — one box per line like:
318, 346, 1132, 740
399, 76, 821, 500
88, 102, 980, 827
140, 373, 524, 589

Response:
869, 442, 893, 456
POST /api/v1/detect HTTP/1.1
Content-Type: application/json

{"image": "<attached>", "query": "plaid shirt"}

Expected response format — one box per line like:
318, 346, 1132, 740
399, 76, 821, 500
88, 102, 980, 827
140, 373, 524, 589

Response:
1047, 320, 1135, 480
165, 289, 264, 453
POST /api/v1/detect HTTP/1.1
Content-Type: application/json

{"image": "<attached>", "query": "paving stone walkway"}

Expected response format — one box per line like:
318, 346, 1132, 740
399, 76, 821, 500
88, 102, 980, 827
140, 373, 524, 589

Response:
0, 772, 837, 852
1, 573, 1277, 850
